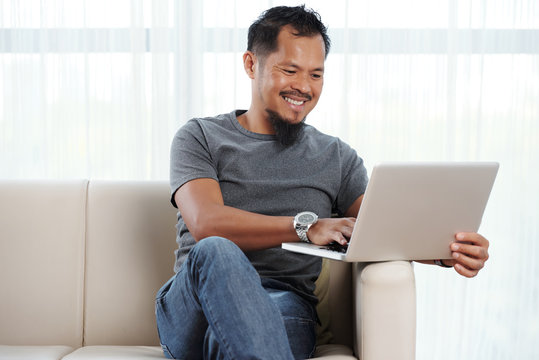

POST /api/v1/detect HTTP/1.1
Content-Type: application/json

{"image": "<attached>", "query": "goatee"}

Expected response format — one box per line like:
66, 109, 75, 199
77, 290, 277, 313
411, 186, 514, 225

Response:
266, 109, 306, 147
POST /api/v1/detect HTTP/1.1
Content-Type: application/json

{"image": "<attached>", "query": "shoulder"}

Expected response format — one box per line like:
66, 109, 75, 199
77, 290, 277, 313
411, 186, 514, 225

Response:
179, 111, 235, 133
302, 124, 355, 154
173, 111, 238, 141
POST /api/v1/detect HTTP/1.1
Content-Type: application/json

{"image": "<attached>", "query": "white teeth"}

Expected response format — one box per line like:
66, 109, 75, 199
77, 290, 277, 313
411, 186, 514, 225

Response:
284, 97, 304, 106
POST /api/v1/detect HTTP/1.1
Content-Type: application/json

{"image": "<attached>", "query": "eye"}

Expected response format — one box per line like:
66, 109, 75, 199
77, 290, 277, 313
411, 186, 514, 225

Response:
311, 73, 323, 79
283, 69, 296, 74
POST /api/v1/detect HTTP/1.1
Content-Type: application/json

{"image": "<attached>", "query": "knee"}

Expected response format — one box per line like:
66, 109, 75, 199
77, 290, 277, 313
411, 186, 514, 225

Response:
195, 236, 238, 253
188, 236, 255, 276
190, 236, 242, 263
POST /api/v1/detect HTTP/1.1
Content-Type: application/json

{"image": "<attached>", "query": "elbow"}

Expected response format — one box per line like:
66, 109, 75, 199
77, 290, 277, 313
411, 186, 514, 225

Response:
190, 228, 210, 243
186, 212, 219, 242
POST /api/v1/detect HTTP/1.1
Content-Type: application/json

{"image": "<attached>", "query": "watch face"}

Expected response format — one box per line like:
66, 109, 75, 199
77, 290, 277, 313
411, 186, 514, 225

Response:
298, 213, 316, 224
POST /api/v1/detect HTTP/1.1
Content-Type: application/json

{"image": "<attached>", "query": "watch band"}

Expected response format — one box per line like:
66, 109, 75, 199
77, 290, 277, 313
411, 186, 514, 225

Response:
434, 259, 453, 268
296, 227, 310, 243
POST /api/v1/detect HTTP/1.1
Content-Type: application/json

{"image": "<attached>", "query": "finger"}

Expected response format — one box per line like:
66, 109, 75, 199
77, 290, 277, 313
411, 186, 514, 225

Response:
332, 231, 348, 245
453, 263, 479, 278
333, 218, 355, 242
452, 252, 485, 271
340, 224, 354, 239
456, 232, 489, 248
451, 242, 489, 261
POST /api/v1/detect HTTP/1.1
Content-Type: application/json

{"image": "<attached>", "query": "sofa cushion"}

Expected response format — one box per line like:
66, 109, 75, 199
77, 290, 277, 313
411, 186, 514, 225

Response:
61, 346, 164, 360
59, 344, 355, 360
0, 180, 87, 347
312, 344, 356, 359
0, 345, 74, 360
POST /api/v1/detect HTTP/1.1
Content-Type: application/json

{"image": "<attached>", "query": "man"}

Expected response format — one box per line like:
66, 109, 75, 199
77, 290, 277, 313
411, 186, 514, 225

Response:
155, 5, 489, 360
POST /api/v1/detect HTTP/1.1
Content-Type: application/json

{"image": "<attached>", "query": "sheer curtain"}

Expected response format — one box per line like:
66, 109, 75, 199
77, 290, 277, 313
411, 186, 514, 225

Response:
1, 0, 538, 358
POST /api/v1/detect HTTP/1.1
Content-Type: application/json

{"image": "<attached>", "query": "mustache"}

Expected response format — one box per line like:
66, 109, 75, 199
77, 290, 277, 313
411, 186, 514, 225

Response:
279, 91, 312, 102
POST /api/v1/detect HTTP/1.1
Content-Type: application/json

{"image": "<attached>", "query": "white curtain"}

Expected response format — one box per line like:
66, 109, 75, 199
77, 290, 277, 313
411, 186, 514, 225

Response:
1, 0, 538, 358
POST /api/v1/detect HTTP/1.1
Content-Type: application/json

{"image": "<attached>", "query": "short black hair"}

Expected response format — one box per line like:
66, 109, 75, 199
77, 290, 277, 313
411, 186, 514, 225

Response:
247, 5, 331, 59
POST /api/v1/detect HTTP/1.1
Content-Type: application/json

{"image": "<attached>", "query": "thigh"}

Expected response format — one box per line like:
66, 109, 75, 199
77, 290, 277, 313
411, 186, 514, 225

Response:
267, 288, 317, 360
156, 237, 296, 360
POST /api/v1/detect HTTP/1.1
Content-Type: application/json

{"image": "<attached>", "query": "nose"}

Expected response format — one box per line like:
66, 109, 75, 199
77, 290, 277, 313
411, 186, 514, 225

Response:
291, 72, 311, 95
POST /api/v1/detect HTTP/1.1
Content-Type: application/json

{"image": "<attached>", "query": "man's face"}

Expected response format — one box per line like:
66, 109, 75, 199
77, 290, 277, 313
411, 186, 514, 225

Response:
254, 25, 325, 126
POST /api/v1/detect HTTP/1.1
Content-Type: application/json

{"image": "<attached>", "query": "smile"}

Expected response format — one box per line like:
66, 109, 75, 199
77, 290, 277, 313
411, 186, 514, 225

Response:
284, 97, 305, 106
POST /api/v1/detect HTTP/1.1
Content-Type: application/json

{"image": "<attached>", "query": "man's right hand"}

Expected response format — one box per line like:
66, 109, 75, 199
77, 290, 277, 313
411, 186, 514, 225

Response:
307, 217, 356, 246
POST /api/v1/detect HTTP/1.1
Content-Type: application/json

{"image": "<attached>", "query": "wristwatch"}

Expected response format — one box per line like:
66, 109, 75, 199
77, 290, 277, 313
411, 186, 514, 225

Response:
294, 211, 318, 243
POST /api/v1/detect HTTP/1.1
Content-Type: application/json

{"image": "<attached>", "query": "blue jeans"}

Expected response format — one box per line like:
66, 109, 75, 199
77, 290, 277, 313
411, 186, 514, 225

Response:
155, 237, 317, 360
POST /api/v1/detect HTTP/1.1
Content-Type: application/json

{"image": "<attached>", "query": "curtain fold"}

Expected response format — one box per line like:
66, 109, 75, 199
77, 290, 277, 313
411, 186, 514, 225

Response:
1, 0, 538, 358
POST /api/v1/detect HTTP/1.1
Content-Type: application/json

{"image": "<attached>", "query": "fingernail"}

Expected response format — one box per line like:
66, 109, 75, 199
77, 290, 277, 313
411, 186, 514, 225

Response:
451, 243, 459, 251
453, 252, 459, 259
456, 233, 465, 240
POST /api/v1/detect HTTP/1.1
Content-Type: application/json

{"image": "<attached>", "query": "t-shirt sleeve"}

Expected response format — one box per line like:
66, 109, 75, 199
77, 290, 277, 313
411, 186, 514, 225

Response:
169, 119, 219, 208
334, 139, 369, 215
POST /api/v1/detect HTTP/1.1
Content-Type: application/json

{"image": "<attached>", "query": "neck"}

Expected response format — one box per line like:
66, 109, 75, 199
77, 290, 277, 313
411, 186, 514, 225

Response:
237, 108, 275, 135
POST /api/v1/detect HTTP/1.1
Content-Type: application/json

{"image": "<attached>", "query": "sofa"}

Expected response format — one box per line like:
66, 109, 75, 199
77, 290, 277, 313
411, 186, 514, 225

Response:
0, 180, 416, 360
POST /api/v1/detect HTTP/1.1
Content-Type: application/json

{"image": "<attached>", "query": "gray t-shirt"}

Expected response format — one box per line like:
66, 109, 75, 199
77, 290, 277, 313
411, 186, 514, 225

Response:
170, 110, 368, 304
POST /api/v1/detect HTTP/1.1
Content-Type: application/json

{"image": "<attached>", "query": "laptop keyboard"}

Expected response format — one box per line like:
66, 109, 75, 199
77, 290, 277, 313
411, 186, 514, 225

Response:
322, 242, 348, 253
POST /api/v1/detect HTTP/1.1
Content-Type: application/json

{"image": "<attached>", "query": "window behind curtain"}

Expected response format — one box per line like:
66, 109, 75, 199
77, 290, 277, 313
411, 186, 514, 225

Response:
1, 1, 538, 358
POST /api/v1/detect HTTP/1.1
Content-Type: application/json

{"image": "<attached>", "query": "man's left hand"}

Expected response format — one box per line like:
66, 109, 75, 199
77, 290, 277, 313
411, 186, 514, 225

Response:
443, 232, 490, 278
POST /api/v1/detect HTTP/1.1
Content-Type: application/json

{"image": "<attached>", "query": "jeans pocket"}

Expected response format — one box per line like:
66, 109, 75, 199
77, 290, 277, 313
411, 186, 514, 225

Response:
282, 316, 317, 359
156, 275, 175, 301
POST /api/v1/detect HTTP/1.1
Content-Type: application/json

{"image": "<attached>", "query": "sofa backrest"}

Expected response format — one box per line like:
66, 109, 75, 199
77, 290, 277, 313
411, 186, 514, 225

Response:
0, 180, 352, 348
83, 181, 177, 346
0, 180, 87, 347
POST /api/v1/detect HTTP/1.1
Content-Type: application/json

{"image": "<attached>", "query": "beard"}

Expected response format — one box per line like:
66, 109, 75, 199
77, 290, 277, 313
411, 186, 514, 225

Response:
266, 109, 306, 147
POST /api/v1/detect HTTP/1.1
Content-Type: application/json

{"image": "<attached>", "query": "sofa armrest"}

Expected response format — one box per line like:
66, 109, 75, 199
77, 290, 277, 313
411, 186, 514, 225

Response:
353, 261, 416, 360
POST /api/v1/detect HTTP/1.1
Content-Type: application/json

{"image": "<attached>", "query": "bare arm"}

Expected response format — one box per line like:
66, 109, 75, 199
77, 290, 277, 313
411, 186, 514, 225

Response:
344, 194, 364, 218
176, 178, 366, 251
175, 178, 297, 251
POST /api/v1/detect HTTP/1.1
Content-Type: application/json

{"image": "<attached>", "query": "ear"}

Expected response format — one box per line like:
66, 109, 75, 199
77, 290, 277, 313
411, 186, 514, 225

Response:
243, 51, 257, 79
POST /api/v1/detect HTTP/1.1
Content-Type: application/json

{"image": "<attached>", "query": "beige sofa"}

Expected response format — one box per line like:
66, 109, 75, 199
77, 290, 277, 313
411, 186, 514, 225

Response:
0, 180, 416, 360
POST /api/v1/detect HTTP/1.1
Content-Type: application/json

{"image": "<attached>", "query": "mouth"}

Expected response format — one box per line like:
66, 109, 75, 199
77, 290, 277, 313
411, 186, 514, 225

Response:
281, 91, 312, 112
283, 96, 306, 106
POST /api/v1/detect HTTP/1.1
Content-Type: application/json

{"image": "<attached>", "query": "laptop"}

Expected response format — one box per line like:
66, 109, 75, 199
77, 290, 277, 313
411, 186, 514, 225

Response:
281, 161, 499, 262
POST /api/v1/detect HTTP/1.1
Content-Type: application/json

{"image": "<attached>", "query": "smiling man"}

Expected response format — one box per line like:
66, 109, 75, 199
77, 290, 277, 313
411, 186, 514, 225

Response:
155, 5, 490, 360
239, 23, 326, 145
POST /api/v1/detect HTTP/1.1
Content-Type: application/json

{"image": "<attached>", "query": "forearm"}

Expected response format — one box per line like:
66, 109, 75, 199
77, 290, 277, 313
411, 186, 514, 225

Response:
189, 203, 298, 251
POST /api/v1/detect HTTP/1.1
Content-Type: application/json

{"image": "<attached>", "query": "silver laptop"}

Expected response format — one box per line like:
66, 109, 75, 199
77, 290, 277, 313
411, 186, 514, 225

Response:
282, 161, 499, 262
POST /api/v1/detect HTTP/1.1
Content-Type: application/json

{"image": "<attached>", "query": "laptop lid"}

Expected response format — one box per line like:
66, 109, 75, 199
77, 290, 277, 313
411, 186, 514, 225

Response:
282, 161, 499, 262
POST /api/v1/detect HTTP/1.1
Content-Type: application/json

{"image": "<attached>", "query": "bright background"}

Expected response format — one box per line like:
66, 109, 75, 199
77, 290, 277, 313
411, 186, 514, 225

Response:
1, 1, 538, 358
